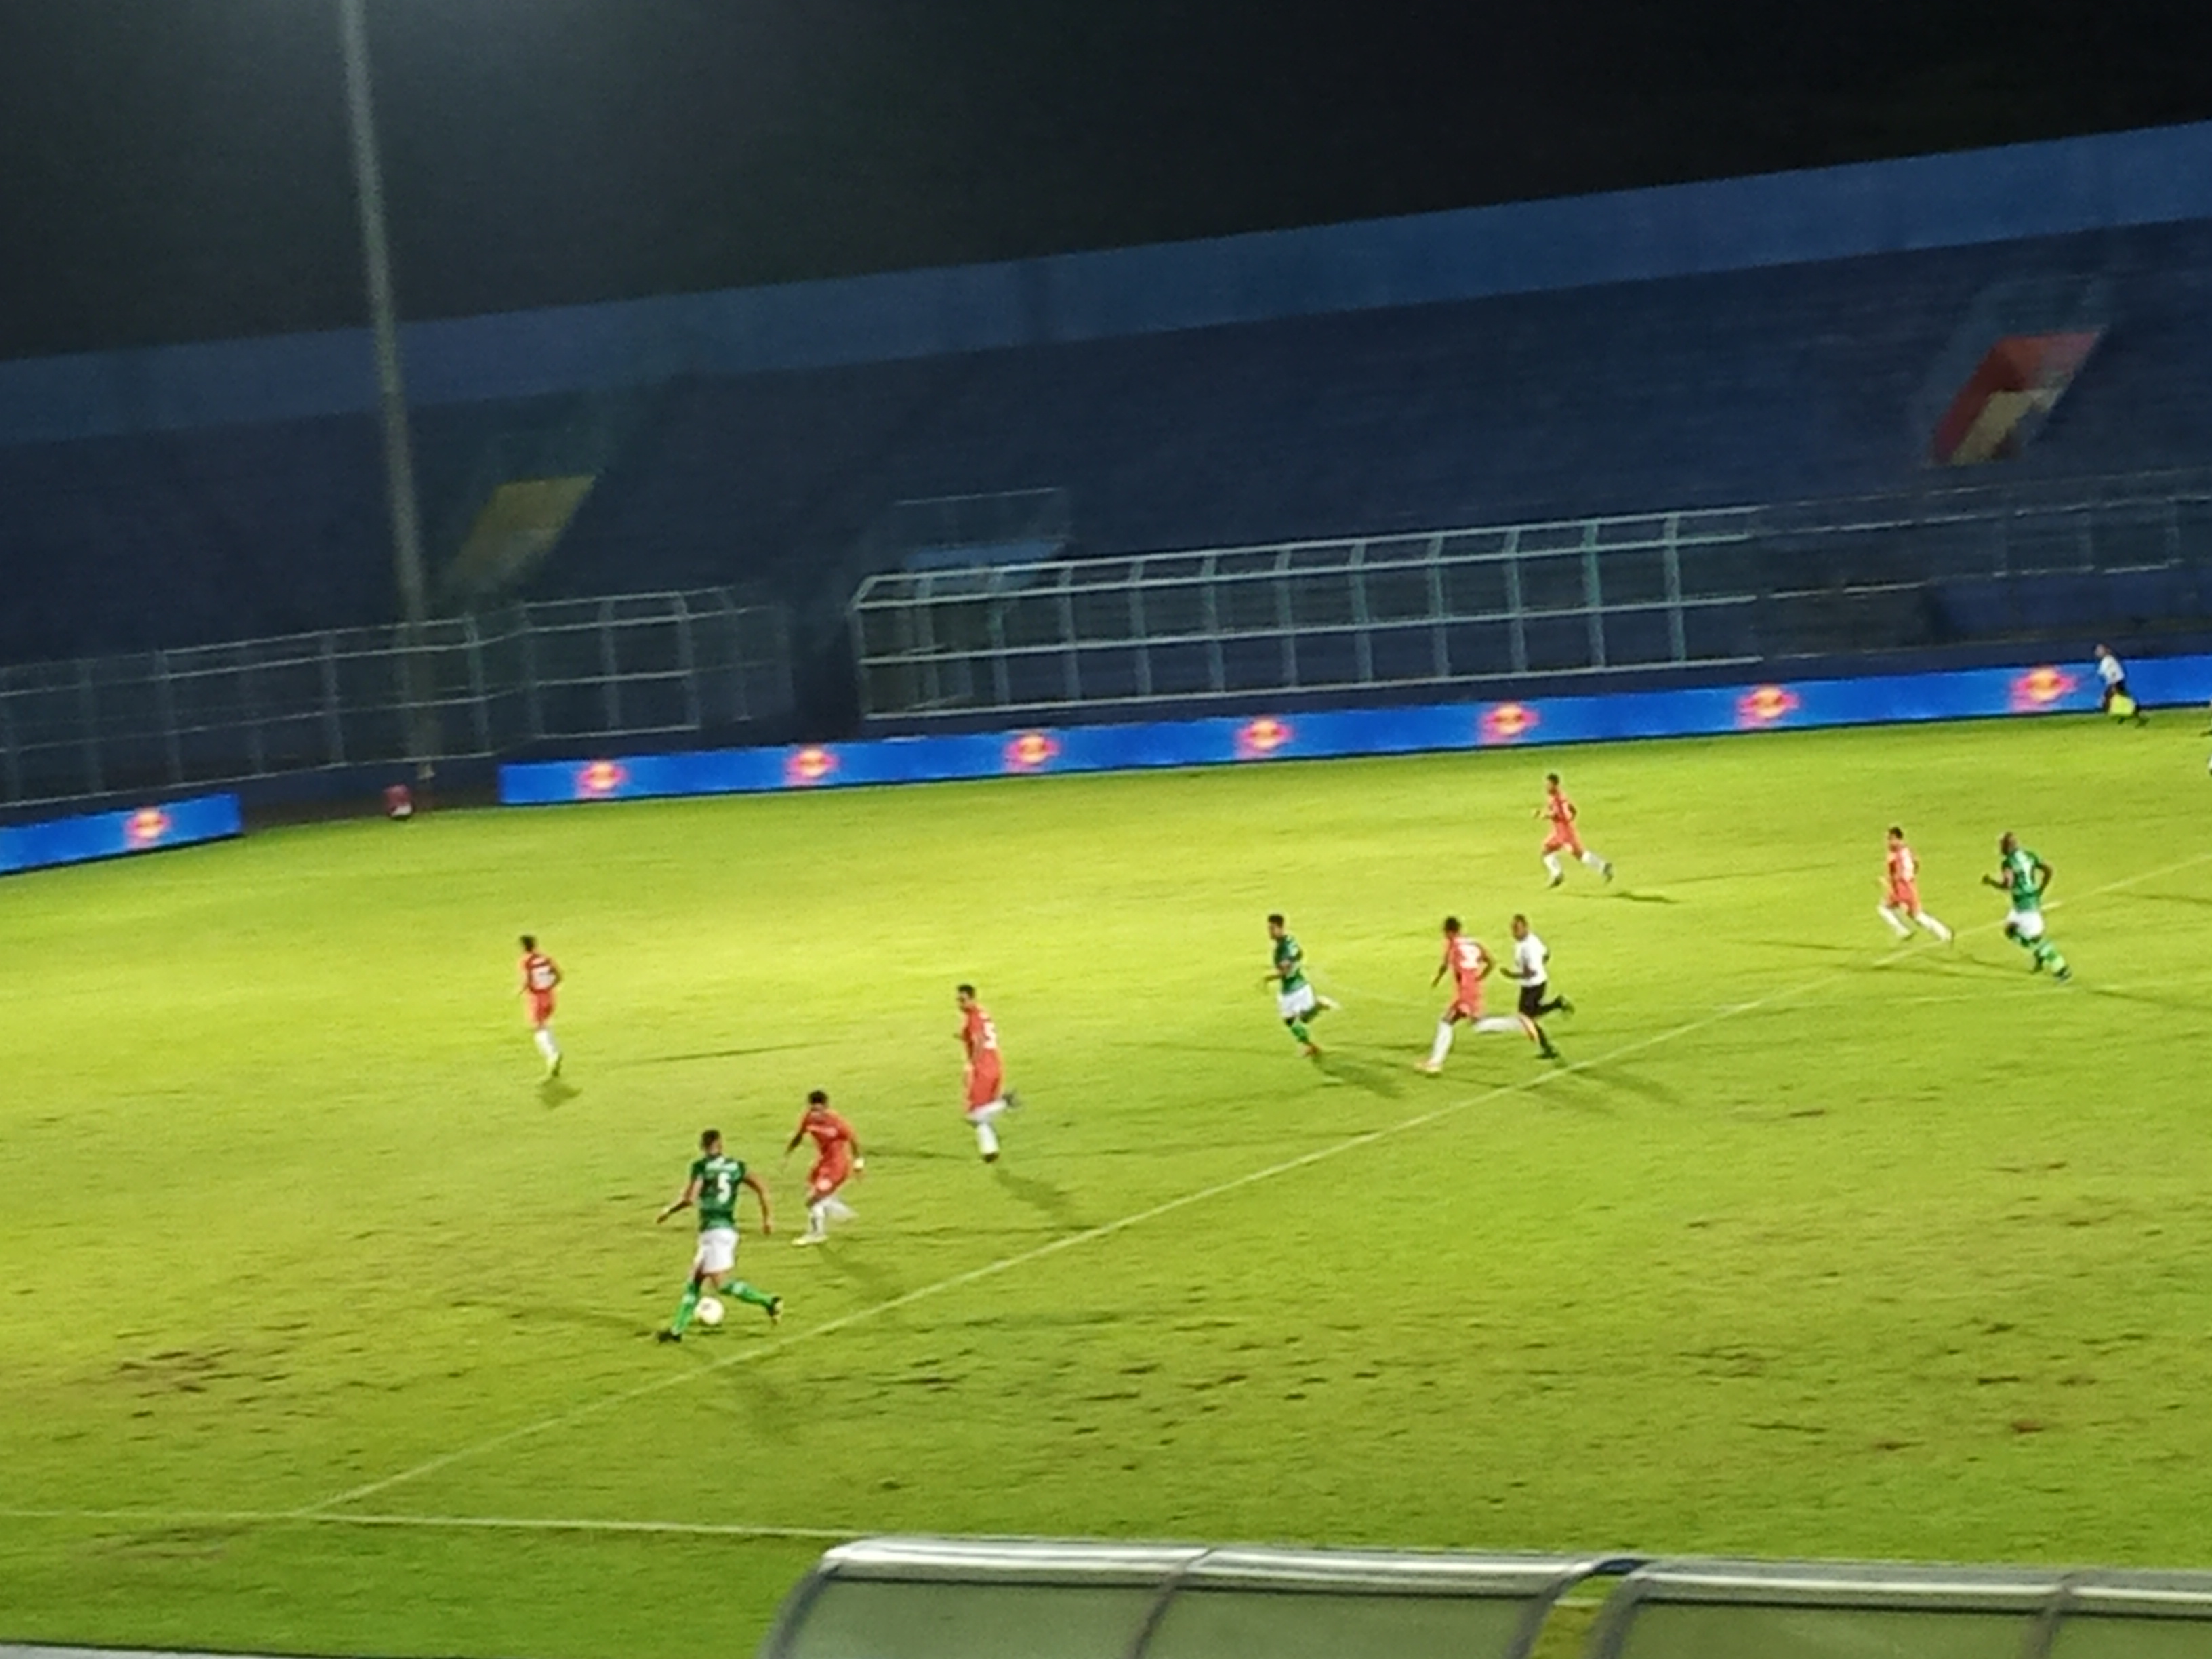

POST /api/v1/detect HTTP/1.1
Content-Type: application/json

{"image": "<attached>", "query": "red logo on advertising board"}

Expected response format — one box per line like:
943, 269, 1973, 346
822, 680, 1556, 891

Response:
1480, 703, 1538, 743
125, 807, 171, 848
1236, 717, 1293, 759
1735, 684, 1801, 727
2009, 665, 2076, 712
1004, 731, 1061, 772
577, 760, 628, 798
785, 745, 839, 786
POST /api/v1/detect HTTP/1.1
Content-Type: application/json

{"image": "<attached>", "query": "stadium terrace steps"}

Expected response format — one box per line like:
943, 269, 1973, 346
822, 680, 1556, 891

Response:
5, 222, 2212, 668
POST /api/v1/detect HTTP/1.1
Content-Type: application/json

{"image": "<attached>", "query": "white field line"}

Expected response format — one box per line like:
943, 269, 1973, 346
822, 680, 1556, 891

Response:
14, 850, 2206, 1538
0, 1507, 853, 1541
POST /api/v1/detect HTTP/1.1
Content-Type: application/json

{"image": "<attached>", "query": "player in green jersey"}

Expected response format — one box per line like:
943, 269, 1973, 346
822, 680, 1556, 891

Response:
1980, 832, 2070, 981
1265, 913, 1338, 1056
653, 1128, 782, 1342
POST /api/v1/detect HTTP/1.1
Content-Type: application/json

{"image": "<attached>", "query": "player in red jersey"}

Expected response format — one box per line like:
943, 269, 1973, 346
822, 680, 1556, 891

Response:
517, 934, 563, 1077
956, 983, 1021, 1163
785, 1089, 863, 1246
1878, 825, 1953, 943
1538, 772, 1614, 887
1418, 917, 1546, 1073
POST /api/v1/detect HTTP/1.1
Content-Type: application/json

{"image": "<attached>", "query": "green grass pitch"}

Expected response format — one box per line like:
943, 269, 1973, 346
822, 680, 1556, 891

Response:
3, 715, 2211, 1658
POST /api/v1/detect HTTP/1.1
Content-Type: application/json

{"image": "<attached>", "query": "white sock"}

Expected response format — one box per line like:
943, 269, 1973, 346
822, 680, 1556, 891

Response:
1473, 1015, 1522, 1035
1427, 1021, 1454, 1067
1916, 911, 1952, 942
975, 1118, 1000, 1158
824, 1197, 855, 1222
1879, 905, 1911, 938
533, 1028, 559, 1063
806, 1200, 827, 1238
1542, 853, 1563, 880
1580, 848, 1606, 869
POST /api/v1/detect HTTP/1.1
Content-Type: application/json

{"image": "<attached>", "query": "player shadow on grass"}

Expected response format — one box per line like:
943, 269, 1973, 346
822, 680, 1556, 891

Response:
625, 1041, 822, 1068
1310, 1048, 1407, 1100
538, 1077, 581, 1107
1556, 1062, 1681, 1112
994, 1165, 1086, 1233
1604, 888, 1677, 904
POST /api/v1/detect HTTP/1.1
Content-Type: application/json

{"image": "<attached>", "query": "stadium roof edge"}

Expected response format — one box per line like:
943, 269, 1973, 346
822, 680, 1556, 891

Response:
3, 120, 2210, 447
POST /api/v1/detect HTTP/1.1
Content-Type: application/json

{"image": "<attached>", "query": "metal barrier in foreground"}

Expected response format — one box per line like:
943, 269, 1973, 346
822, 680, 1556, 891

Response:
758, 1537, 2212, 1659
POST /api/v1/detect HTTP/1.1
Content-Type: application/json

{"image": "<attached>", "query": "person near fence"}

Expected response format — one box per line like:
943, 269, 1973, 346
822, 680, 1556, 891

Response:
2094, 644, 2147, 724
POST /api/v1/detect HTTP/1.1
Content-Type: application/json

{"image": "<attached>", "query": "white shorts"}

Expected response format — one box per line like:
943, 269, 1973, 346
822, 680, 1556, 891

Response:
2005, 908, 2047, 942
1277, 983, 1317, 1021
693, 1227, 738, 1277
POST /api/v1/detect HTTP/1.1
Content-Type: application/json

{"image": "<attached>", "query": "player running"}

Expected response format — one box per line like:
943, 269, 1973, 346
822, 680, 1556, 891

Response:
1266, 913, 1338, 1057
653, 1128, 781, 1342
2095, 644, 2148, 724
1502, 914, 1568, 1058
956, 984, 1021, 1163
1877, 826, 1953, 943
1980, 832, 2070, 981
785, 1089, 862, 1246
1419, 916, 1549, 1073
517, 934, 563, 1077
1538, 773, 1614, 887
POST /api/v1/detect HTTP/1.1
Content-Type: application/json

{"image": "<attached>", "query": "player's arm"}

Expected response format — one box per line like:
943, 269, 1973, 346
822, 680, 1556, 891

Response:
842, 1120, 865, 1172
741, 1170, 773, 1235
2034, 858, 2053, 895
655, 1176, 701, 1225
1475, 948, 1496, 980
1430, 949, 1448, 987
1980, 865, 2007, 890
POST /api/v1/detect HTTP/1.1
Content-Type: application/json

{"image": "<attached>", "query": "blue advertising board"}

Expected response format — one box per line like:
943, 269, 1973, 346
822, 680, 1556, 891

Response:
0, 794, 245, 876
500, 655, 2212, 808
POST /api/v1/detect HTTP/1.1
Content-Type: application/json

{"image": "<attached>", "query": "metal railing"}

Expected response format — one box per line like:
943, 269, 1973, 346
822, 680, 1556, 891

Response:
758, 1536, 2212, 1659
0, 589, 792, 811
851, 470, 2212, 722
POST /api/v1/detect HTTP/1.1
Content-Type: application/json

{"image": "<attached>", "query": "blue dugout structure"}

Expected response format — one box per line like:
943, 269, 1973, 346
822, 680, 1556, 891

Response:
500, 653, 2212, 807
0, 792, 242, 876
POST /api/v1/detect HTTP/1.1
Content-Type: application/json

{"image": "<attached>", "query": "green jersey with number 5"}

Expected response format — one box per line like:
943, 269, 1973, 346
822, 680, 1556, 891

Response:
690, 1154, 747, 1232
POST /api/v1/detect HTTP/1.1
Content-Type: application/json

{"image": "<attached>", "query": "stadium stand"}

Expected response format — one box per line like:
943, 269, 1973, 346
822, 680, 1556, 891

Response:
3, 125, 2211, 716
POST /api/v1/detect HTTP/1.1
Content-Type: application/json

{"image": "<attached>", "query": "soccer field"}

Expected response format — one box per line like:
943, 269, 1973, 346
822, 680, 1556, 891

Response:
3, 716, 2211, 1658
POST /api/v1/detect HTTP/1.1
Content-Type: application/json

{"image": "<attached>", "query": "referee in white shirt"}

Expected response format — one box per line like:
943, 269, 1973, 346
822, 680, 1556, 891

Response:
1505, 914, 1568, 1059
2095, 643, 2147, 724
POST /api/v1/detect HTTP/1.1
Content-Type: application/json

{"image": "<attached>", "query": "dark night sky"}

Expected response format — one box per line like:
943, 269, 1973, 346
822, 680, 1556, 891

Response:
3, 0, 2211, 361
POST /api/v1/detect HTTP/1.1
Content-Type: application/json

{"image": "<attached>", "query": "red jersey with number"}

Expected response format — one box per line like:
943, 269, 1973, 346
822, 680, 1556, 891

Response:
1444, 936, 1488, 1015
520, 951, 560, 1022
1886, 843, 1920, 905
961, 1004, 1000, 1061
1543, 786, 1584, 853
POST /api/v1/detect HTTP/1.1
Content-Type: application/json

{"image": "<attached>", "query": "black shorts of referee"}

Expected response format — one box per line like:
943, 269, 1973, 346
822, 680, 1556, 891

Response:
1518, 982, 1551, 1019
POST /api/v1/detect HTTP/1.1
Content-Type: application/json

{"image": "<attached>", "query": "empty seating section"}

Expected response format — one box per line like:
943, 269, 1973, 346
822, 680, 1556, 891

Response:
851, 473, 2212, 723
758, 1538, 2212, 1659
5, 220, 2212, 675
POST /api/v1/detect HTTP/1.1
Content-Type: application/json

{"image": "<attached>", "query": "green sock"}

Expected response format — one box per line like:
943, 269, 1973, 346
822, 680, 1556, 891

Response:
670, 1282, 701, 1334
2044, 945, 2068, 973
1286, 1020, 1311, 1045
728, 1281, 776, 1309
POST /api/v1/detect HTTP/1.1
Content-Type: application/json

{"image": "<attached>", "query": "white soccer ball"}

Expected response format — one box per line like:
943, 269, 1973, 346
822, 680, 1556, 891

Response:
695, 1296, 725, 1327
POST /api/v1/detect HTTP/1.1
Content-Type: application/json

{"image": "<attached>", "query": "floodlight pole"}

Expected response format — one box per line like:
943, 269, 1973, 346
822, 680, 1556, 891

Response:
337, 0, 436, 769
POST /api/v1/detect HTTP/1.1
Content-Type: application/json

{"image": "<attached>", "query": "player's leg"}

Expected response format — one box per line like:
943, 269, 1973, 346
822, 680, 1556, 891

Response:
969, 1100, 1007, 1160
717, 1273, 783, 1321
661, 1233, 728, 1340
1912, 907, 1953, 943
1516, 987, 1561, 1058
1878, 901, 1912, 938
1578, 847, 1614, 881
1281, 985, 1321, 1055
1419, 1007, 1460, 1072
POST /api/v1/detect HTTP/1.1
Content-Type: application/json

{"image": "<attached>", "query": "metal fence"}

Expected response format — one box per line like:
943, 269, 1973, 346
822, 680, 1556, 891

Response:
758, 1536, 2212, 1659
851, 469, 2212, 722
0, 590, 792, 811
